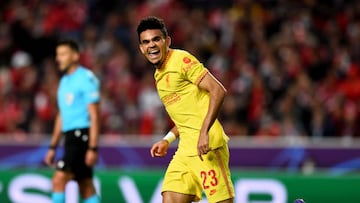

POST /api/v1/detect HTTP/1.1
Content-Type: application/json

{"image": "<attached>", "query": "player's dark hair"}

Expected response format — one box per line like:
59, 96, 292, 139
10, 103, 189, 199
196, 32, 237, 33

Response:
56, 39, 80, 53
136, 16, 168, 41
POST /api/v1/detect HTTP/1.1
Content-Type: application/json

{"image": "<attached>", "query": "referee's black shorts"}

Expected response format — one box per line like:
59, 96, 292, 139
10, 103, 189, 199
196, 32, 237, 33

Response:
56, 128, 93, 181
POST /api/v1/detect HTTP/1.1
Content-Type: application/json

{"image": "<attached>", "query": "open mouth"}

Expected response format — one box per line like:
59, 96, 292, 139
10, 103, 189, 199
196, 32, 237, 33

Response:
148, 50, 160, 58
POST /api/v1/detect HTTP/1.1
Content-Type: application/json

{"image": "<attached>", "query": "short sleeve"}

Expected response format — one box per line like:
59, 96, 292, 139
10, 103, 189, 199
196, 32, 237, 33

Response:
83, 71, 100, 104
181, 53, 208, 85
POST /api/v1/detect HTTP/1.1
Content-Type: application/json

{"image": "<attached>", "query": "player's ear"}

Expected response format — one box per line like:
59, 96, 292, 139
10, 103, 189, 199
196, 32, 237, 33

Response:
73, 52, 80, 62
139, 44, 146, 55
166, 36, 171, 47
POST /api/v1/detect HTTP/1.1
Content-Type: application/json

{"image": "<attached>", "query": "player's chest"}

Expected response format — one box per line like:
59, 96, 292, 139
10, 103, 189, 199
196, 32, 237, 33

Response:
155, 71, 190, 92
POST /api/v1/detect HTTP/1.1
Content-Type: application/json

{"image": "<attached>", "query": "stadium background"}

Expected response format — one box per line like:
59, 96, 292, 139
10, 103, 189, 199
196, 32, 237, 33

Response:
0, 0, 360, 202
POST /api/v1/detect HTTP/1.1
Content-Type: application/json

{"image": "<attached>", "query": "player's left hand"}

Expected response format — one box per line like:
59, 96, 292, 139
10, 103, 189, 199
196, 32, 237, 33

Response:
85, 150, 98, 166
197, 131, 210, 161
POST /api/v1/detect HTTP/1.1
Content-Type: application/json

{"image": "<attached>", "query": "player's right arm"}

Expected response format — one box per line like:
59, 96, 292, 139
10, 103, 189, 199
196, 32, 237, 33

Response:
44, 113, 62, 166
150, 126, 179, 157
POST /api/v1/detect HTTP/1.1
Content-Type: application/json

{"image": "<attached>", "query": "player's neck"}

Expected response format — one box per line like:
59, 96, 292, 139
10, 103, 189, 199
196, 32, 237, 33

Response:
155, 49, 171, 69
66, 64, 79, 75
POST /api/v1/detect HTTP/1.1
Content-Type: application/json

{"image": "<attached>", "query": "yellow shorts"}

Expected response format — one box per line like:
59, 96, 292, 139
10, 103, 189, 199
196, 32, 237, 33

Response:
162, 144, 235, 202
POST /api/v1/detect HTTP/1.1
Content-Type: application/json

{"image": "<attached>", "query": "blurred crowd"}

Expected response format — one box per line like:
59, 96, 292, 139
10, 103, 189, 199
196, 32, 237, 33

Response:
0, 0, 360, 139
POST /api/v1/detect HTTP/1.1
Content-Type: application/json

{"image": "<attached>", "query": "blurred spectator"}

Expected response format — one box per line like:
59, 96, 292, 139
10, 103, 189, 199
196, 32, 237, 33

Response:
0, 0, 360, 138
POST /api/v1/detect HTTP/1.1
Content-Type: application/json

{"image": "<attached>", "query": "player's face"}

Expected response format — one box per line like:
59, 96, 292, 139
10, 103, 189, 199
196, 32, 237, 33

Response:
56, 45, 79, 73
139, 29, 171, 67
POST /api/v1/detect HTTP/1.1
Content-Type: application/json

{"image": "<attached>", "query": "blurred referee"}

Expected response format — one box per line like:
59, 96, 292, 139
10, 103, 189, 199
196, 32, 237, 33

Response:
44, 39, 101, 203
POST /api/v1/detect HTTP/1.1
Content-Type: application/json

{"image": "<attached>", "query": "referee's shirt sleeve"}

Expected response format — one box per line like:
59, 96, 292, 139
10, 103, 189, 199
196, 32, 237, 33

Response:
83, 71, 100, 104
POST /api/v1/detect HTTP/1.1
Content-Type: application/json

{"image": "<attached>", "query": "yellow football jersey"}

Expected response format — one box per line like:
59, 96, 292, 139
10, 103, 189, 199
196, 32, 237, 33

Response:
155, 49, 229, 156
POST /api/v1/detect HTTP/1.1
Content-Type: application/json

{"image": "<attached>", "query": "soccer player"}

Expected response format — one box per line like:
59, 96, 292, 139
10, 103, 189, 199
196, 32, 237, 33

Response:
137, 16, 235, 203
44, 39, 101, 203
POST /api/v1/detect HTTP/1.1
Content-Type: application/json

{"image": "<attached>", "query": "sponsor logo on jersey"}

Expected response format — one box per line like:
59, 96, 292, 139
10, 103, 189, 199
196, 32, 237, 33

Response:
210, 189, 217, 196
183, 57, 191, 64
